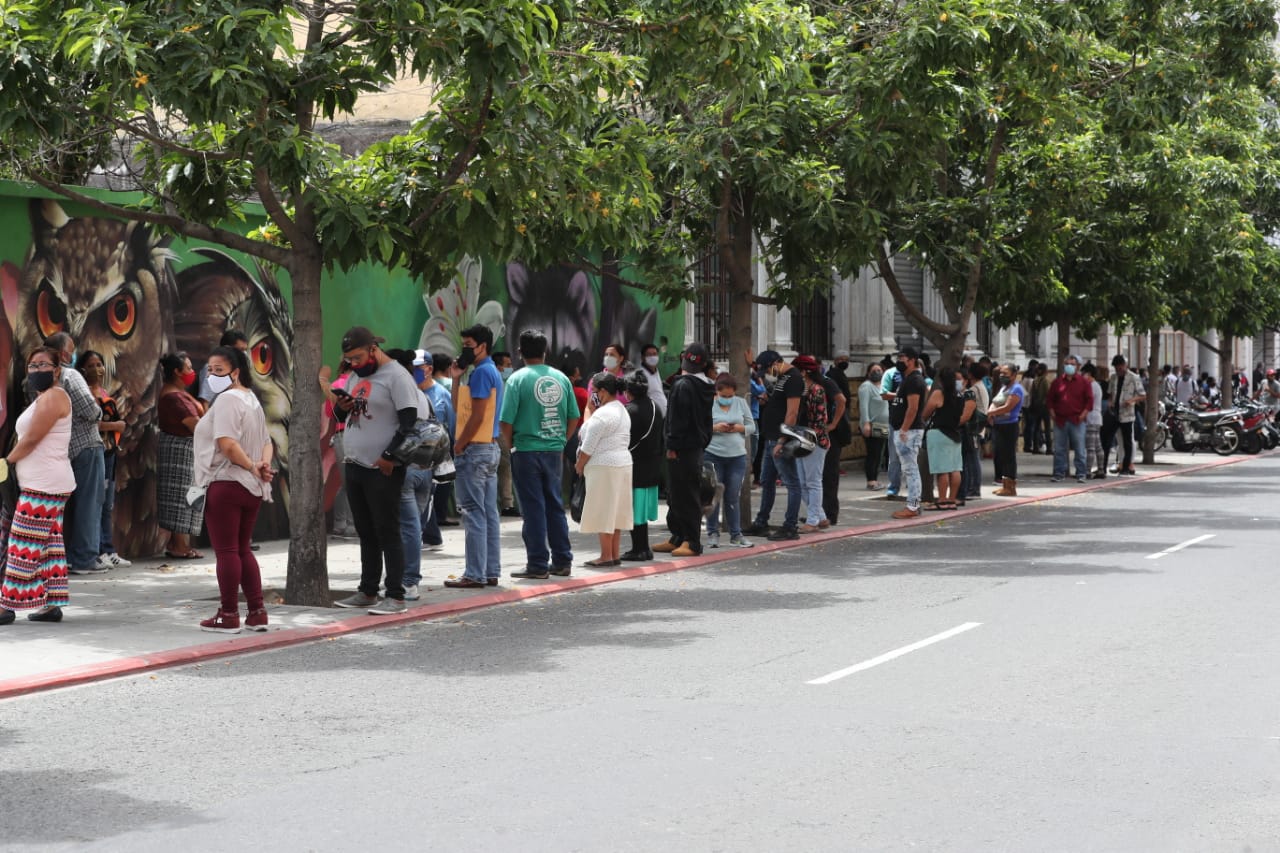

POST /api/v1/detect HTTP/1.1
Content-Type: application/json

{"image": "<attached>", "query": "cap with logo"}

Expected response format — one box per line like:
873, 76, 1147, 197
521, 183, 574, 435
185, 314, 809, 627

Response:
341, 326, 386, 353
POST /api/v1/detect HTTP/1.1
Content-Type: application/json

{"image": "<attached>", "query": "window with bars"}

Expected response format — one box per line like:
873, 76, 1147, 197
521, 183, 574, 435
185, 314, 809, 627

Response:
791, 289, 833, 357
691, 250, 733, 362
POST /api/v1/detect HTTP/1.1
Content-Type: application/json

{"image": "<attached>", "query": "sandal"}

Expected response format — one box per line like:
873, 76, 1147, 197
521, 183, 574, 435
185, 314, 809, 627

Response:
922, 502, 946, 511
164, 549, 204, 560
939, 502, 959, 510
584, 558, 621, 568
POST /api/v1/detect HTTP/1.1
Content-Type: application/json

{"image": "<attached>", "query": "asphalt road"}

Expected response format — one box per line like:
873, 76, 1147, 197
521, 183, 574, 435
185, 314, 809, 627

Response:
3, 456, 1279, 851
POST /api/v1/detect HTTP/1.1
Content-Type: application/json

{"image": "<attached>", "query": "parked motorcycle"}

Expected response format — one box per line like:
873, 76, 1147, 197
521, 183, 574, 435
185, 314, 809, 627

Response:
1234, 396, 1280, 453
1167, 401, 1245, 456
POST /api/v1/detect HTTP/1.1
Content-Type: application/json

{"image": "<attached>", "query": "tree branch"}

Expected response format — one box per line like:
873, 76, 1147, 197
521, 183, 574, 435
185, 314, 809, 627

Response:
409, 82, 494, 230
23, 173, 291, 266
1187, 333, 1221, 356
253, 166, 304, 247
876, 243, 956, 342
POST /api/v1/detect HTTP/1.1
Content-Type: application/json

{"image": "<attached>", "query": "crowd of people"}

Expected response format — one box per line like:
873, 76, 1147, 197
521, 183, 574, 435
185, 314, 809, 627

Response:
3, 320, 1273, 631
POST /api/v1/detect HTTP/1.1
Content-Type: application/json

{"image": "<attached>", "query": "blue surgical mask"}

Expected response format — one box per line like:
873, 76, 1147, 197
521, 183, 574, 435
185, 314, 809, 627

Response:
1064, 364, 1077, 377
501, 367, 514, 380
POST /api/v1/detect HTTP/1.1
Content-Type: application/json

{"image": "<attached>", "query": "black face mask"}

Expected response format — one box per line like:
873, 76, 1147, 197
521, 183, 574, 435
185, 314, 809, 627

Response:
895, 361, 908, 375
869, 371, 883, 383
352, 361, 378, 378
457, 346, 476, 370
28, 371, 56, 393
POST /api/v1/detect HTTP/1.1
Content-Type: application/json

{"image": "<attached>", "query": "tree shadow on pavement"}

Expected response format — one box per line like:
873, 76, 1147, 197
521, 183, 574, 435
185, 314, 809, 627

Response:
0, 767, 206, 844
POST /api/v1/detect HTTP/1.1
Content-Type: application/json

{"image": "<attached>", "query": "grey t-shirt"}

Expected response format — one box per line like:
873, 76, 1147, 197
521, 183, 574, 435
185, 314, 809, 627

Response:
342, 360, 427, 468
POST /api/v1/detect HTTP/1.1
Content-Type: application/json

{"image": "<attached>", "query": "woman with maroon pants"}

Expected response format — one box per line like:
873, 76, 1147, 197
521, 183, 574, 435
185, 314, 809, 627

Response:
193, 346, 275, 634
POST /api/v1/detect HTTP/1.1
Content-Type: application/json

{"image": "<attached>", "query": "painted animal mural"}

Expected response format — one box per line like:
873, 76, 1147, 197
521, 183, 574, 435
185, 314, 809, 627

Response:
4, 200, 294, 556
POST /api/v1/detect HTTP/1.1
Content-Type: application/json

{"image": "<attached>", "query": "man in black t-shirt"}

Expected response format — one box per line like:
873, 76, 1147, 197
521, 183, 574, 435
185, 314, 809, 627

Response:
744, 351, 805, 540
890, 346, 928, 519
821, 355, 851, 523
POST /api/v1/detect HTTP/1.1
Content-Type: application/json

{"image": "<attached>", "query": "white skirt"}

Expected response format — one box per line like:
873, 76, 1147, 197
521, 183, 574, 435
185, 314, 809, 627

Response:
579, 464, 634, 533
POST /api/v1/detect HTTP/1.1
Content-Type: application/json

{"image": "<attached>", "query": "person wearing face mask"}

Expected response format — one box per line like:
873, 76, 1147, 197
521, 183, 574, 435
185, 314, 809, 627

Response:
1081, 362, 1105, 478
490, 350, 519, 518
157, 351, 206, 560
921, 367, 974, 510
986, 363, 1024, 496
0, 347, 77, 626
961, 362, 990, 502
1048, 354, 1093, 483
79, 351, 130, 571
859, 363, 890, 490
583, 343, 630, 421
704, 373, 755, 548
640, 343, 668, 416
331, 326, 431, 612
1174, 364, 1196, 405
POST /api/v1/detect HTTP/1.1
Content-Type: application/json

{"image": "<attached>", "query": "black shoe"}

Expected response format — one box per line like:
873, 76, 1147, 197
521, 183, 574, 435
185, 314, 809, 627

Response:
0, 609, 13, 626
500, 507, 521, 518
620, 549, 653, 562
249, 543, 260, 552
28, 606, 62, 623
743, 522, 771, 537
767, 527, 800, 542
439, 519, 460, 527
511, 569, 550, 580
487, 578, 499, 586
549, 565, 572, 577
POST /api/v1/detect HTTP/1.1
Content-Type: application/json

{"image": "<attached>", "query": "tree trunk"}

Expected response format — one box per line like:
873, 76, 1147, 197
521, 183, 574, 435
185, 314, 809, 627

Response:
1143, 327, 1160, 465
283, 243, 332, 606
1220, 334, 1234, 406
723, 190, 756, 522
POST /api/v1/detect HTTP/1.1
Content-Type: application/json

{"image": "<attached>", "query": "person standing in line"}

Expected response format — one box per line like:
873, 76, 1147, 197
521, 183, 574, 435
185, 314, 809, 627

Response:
443, 324, 505, 589
1081, 362, 1105, 478
704, 373, 754, 548
193, 346, 275, 633
78, 351, 130, 571
42, 332, 105, 577
1102, 354, 1145, 477
323, 359, 357, 538
743, 350, 805, 541
197, 329, 249, 409
960, 362, 990, 502
574, 373, 633, 566
921, 367, 973, 510
331, 326, 426, 614
426, 353, 459, 529
794, 356, 831, 532
889, 347, 928, 519
653, 343, 715, 556
749, 363, 766, 486
0, 347, 76, 626
582, 343, 630, 421
413, 350, 453, 552
639, 343, 669, 416
987, 363, 1025, 496
382, 348, 435, 602
502, 330, 579, 580
622, 370, 665, 561
491, 350, 520, 518
859, 363, 890, 490
156, 352, 205, 561
818, 355, 850, 525
1047, 353, 1093, 484
879, 354, 905, 500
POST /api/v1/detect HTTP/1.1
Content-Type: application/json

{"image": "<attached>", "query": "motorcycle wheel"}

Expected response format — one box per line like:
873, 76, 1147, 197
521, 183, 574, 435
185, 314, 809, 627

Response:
1170, 426, 1191, 452
1242, 431, 1263, 455
1149, 424, 1167, 452
1265, 431, 1279, 450
1213, 424, 1241, 456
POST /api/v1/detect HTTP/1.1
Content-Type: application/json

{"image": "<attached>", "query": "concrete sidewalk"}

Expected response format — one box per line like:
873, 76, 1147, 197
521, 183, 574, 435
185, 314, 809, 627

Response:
0, 446, 1258, 698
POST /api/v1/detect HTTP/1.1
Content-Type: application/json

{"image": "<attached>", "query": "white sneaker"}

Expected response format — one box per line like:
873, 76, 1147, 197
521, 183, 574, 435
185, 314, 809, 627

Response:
707, 533, 720, 549
93, 554, 115, 571
422, 543, 444, 552
403, 583, 421, 601
106, 553, 132, 568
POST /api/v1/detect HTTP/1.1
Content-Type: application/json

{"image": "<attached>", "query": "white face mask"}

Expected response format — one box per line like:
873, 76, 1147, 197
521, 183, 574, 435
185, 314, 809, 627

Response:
603, 355, 619, 370
955, 380, 965, 393
207, 373, 233, 395
644, 355, 659, 368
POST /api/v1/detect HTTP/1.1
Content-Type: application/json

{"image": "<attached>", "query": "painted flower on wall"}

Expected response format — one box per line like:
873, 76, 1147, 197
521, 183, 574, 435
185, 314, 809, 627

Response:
418, 255, 506, 357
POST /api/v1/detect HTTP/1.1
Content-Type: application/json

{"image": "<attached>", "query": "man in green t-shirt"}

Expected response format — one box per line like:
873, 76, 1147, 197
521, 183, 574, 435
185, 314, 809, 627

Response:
499, 329, 580, 579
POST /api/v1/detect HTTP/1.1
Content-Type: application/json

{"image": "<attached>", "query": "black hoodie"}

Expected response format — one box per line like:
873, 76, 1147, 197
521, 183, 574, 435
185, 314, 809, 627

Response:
665, 373, 715, 451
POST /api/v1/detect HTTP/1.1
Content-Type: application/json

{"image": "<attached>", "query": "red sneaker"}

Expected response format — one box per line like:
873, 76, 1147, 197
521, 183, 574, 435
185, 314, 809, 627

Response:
244, 608, 269, 632
200, 610, 241, 634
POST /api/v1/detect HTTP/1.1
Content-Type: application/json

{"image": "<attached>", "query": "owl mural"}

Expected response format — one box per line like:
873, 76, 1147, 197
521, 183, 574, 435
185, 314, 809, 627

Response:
174, 248, 294, 536
14, 199, 178, 557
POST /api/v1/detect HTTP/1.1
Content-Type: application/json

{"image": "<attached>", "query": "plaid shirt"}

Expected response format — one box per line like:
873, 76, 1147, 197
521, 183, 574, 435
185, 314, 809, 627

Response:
61, 368, 104, 458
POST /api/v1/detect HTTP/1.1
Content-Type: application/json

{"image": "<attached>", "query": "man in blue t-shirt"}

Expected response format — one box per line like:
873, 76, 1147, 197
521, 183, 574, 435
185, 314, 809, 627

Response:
443, 324, 505, 589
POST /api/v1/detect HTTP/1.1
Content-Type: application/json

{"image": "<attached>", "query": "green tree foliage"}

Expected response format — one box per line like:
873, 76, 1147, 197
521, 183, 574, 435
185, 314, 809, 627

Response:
0, 0, 659, 604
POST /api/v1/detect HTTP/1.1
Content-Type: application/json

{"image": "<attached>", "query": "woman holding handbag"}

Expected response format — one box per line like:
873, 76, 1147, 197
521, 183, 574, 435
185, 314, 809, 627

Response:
574, 373, 632, 567
192, 346, 275, 634
0, 347, 76, 625
622, 370, 664, 561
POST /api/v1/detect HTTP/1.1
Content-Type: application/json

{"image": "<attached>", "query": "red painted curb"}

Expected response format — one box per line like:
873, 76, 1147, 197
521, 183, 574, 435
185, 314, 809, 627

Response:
0, 449, 1265, 700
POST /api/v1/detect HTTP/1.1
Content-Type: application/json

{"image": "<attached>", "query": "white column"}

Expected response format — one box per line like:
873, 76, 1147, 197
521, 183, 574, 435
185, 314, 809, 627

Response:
831, 269, 853, 356
848, 265, 897, 363
1198, 330, 1220, 378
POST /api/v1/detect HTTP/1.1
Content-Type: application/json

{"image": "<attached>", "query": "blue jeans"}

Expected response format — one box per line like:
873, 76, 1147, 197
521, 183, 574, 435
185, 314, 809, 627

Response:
455, 443, 501, 583
705, 452, 748, 538
400, 465, 435, 586
798, 445, 828, 526
511, 449, 573, 570
100, 451, 117, 554
961, 431, 982, 498
886, 434, 902, 494
1052, 420, 1087, 479
422, 481, 448, 546
892, 430, 924, 510
753, 439, 802, 531
67, 446, 105, 570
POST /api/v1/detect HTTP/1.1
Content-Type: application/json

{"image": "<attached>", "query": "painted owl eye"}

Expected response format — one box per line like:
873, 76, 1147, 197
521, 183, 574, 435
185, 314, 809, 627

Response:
36, 285, 67, 339
251, 340, 274, 375
106, 293, 137, 340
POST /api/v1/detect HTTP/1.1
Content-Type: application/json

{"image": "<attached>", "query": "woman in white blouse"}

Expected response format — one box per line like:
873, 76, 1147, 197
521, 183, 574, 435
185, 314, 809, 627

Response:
574, 373, 633, 567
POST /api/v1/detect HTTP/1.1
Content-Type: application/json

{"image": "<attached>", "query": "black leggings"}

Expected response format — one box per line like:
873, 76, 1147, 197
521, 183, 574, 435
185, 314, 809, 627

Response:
863, 434, 886, 483
993, 422, 1019, 480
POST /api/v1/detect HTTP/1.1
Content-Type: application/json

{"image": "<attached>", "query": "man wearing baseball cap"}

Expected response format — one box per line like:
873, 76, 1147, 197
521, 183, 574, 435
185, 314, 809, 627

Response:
888, 345, 928, 518
332, 326, 429, 614
744, 349, 805, 540
654, 342, 715, 556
